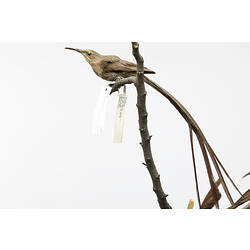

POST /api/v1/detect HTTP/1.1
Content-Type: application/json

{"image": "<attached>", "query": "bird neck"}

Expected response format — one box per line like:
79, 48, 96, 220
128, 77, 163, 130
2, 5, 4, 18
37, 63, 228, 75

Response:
88, 60, 103, 77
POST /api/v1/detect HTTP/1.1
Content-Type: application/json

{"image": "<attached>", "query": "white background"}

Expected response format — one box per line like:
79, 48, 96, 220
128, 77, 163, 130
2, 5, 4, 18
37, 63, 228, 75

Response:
0, 0, 250, 250
0, 42, 249, 208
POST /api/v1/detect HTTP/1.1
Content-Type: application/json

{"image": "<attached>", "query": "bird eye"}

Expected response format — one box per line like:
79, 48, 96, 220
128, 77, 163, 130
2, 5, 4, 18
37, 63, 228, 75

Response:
87, 52, 91, 56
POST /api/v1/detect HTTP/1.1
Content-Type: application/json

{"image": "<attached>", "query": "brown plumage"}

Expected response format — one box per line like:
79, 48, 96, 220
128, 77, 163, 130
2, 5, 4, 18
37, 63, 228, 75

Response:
65, 48, 155, 82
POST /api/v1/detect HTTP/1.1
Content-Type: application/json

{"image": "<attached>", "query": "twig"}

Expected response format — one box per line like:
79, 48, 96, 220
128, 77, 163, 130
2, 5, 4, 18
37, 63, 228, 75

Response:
204, 143, 234, 205
189, 126, 201, 208
196, 133, 220, 208
242, 171, 250, 178
213, 154, 242, 196
132, 42, 171, 209
143, 76, 238, 206
109, 77, 135, 95
228, 189, 250, 209
201, 179, 221, 209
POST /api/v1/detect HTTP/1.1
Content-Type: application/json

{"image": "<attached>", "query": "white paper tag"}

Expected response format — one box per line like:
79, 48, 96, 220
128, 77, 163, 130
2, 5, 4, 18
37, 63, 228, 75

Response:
113, 86, 127, 143
92, 85, 111, 135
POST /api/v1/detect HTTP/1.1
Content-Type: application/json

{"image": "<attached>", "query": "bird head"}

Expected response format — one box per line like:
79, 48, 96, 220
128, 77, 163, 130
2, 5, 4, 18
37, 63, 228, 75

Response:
65, 47, 101, 64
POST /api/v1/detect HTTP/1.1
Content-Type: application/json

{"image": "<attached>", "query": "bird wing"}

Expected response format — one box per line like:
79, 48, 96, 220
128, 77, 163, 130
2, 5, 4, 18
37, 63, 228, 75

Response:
101, 56, 155, 74
119, 59, 156, 74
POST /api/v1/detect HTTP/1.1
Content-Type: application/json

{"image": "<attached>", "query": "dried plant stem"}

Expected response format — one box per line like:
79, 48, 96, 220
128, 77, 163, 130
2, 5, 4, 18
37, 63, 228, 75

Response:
189, 126, 201, 208
143, 76, 237, 206
110, 43, 244, 209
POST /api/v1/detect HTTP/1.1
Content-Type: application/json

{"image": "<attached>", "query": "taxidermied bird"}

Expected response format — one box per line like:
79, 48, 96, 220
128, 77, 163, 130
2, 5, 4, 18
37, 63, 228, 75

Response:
65, 47, 155, 82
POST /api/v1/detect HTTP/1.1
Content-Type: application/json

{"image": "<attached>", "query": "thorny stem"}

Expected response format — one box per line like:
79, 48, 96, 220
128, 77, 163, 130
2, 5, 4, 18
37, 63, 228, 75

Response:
132, 42, 171, 209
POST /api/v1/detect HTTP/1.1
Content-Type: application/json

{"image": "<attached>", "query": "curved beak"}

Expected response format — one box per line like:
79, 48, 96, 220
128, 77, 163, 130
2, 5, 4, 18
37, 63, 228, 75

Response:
65, 47, 85, 53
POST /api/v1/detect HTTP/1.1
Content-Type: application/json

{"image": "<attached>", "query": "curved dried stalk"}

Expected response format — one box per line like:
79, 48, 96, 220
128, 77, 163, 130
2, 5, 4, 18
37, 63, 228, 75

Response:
143, 76, 239, 206
243, 171, 250, 178
111, 43, 244, 208
228, 189, 250, 209
189, 126, 201, 208
201, 179, 221, 209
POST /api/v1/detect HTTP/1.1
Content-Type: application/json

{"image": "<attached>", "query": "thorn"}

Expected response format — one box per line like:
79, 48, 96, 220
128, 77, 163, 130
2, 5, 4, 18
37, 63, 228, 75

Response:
109, 89, 115, 95
162, 194, 168, 199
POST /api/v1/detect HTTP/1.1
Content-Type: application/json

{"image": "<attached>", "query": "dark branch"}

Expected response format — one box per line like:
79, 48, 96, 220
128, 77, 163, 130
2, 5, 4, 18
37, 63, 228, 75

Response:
109, 77, 136, 95
132, 42, 172, 209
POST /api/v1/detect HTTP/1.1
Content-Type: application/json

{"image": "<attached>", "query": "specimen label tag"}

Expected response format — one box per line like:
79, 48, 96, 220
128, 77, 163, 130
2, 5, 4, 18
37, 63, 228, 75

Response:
113, 86, 127, 143
92, 85, 110, 135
